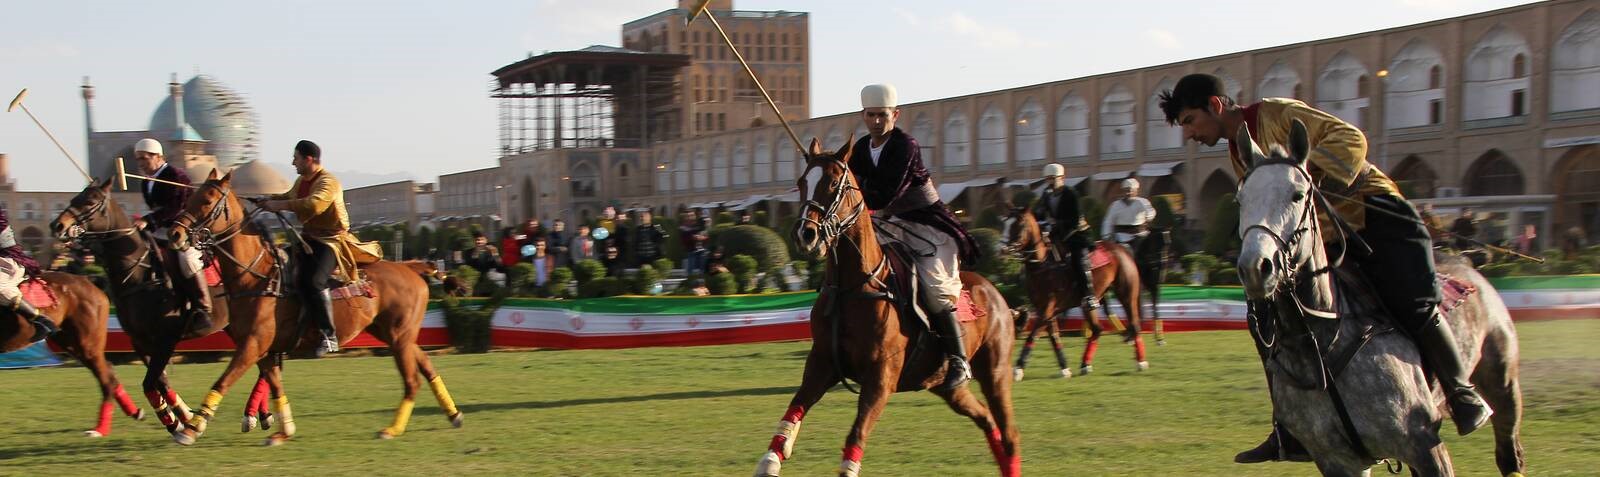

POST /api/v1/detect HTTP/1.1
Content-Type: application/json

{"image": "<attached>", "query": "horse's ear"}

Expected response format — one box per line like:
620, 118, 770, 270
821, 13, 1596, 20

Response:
834, 135, 853, 165
220, 171, 233, 184
1288, 118, 1310, 165
1235, 124, 1266, 169
207, 168, 220, 181
97, 176, 114, 192
808, 137, 822, 157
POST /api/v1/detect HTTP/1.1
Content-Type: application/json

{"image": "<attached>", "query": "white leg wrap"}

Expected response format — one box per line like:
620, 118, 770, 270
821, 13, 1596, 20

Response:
753, 450, 783, 477
838, 459, 861, 477
774, 419, 800, 458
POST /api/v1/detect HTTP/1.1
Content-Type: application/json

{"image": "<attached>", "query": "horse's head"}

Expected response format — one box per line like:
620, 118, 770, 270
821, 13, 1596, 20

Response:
1001, 205, 1041, 257
50, 178, 125, 241
1235, 119, 1325, 302
170, 169, 241, 250
793, 136, 862, 259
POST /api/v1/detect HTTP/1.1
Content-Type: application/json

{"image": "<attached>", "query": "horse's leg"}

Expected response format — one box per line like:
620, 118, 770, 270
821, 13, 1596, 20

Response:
837, 371, 892, 477
1045, 312, 1071, 378
971, 323, 1021, 476
263, 353, 298, 446
174, 332, 270, 445
141, 344, 183, 435
414, 344, 464, 428
1404, 440, 1454, 477
55, 323, 136, 437
1081, 308, 1101, 375
1474, 346, 1525, 476
377, 340, 424, 439
1012, 312, 1042, 381
240, 371, 270, 433
754, 348, 837, 477
930, 385, 1019, 477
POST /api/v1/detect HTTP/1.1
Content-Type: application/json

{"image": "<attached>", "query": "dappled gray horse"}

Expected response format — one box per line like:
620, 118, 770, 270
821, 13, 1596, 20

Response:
1234, 120, 1524, 476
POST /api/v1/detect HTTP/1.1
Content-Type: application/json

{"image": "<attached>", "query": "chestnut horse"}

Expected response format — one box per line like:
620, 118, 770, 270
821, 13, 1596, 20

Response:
167, 170, 462, 446
1001, 206, 1147, 379
0, 269, 142, 437
751, 138, 1018, 477
50, 178, 240, 436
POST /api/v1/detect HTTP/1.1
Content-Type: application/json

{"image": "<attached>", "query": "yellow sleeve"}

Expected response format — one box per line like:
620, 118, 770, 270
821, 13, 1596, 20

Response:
269, 178, 298, 200
1275, 101, 1369, 189
284, 175, 338, 218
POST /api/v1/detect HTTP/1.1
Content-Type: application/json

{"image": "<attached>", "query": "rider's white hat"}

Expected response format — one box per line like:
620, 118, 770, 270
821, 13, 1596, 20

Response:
1042, 163, 1064, 178
860, 84, 898, 109
134, 138, 163, 156
1121, 178, 1140, 190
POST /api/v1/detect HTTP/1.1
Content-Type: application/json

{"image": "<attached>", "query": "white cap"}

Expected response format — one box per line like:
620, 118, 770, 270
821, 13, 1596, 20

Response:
134, 138, 163, 156
1042, 163, 1064, 178
1122, 178, 1140, 190
860, 84, 898, 109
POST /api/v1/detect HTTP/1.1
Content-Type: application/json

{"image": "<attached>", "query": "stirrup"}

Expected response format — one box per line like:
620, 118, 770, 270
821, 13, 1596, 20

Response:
938, 356, 972, 391
1447, 387, 1493, 436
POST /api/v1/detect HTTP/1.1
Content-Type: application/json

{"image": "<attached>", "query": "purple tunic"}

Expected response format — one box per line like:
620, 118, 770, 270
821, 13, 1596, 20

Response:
140, 164, 193, 228
0, 208, 41, 276
848, 128, 980, 263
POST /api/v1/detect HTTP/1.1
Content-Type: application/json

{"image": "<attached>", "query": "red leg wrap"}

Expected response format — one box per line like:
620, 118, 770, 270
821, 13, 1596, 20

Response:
93, 401, 114, 436
781, 404, 805, 423
1081, 340, 1099, 365
112, 384, 139, 416
986, 428, 1022, 477
842, 443, 864, 463
1134, 336, 1147, 361
245, 379, 270, 417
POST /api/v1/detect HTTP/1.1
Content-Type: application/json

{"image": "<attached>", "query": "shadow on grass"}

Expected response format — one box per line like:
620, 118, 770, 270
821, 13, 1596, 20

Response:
312, 385, 801, 418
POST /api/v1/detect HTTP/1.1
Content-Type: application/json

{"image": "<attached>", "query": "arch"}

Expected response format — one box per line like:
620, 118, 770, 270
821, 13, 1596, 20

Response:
823, 126, 845, 150
616, 160, 636, 197
776, 136, 797, 182
673, 149, 690, 191
754, 139, 772, 183
943, 110, 971, 170
570, 162, 599, 198
1015, 99, 1046, 163
1552, 145, 1600, 241
1211, 68, 1245, 102
910, 113, 937, 169
1146, 77, 1183, 150
654, 151, 670, 193
1316, 51, 1371, 128
978, 103, 1008, 165
692, 149, 709, 190
1464, 25, 1533, 120
732, 142, 750, 186
1100, 85, 1136, 154
1390, 155, 1439, 199
1552, 10, 1600, 113
1195, 169, 1237, 224
1055, 92, 1089, 158
1146, 175, 1185, 215
1386, 38, 1448, 128
521, 176, 536, 220
712, 145, 729, 188
1464, 150, 1525, 196
1258, 60, 1301, 99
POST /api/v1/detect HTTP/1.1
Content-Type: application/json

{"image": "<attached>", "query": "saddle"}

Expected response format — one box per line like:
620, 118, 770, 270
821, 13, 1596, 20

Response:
280, 246, 376, 302
879, 242, 983, 334
1041, 241, 1115, 270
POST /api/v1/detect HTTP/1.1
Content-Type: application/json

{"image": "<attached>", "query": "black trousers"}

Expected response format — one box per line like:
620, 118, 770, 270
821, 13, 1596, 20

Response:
297, 238, 337, 333
1351, 194, 1442, 332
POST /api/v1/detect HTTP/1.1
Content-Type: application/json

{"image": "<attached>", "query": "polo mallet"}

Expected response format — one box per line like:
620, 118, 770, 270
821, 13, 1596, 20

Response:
688, 1, 805, 156
115, 156, 196, 190
9, 88, 93, 182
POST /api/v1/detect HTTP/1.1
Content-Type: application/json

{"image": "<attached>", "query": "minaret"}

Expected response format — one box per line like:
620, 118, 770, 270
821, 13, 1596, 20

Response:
81, 76, 95, 145
169, 73, 187, 135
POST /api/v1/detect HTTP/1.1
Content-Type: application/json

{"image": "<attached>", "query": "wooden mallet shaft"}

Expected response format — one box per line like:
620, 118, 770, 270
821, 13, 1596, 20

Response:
9, 88, 93, 182
115, 157, 196, 190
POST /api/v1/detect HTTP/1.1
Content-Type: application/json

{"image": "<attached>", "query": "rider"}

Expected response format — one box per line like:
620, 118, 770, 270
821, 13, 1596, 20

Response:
1033, 164, 1101, 315
849, 83, 980, 391
1158, 73, 1493, 463
0, 206, 56, 343
1101, 178, 1156, 252
258, 140, 383, 357
132, 138, 213, 334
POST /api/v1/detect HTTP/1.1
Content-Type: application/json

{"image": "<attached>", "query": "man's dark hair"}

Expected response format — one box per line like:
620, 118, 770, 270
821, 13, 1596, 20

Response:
295, 140, 322, 160
1158, 74, 1235, 125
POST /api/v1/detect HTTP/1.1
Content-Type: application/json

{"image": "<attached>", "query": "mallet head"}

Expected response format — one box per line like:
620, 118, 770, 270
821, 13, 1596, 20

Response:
115, 157, 128, 191
687, 0, 712, 22
7, 89, 25, 113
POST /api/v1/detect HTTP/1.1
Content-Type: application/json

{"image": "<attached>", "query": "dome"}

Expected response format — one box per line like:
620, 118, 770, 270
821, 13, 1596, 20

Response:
227, 159, 291, 196
150, 75, 260, 169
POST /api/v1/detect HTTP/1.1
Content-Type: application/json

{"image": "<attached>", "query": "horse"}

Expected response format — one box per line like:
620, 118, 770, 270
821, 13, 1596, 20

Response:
750, 137, 1018, 477
1130, 228, 1171, 345
166, 170, 462, 446
0, 268, 142, 437
1001, 206, 1147, 379
1234, 120, 1524, 476
49, 178, 239, 437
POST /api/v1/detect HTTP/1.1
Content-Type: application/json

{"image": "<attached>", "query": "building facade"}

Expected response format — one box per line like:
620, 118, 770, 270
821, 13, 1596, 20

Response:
344, 180, 439, 232
436, 167, 510, 232
0, 154, 150, 259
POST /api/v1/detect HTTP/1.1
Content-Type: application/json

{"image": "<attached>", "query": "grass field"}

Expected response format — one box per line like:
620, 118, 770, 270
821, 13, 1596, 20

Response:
1, 320, 1595, 476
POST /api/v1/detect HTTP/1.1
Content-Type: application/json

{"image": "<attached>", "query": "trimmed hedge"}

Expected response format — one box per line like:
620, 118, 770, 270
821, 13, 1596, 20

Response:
713, 225, 791, 272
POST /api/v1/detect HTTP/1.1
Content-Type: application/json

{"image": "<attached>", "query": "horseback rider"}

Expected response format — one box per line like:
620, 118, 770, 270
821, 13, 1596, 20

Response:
132, 138, 214, 334
1101, 178, 1156, 252
848, 83, 980, 391
0, 206, 56, 343
1033, 164, 1102, 315
256, 140, 384, 357
1158, 73, 1493, 463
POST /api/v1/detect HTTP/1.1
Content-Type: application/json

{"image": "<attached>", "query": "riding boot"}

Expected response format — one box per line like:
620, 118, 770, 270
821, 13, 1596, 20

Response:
1415, 308, 1493, 435
15, 300, 58, 343
304, 289, 339, 357
1075, 248, 1100, 310
928, 294, 971, 392
1234, 423, 1311, 463
179, 272, 214, 335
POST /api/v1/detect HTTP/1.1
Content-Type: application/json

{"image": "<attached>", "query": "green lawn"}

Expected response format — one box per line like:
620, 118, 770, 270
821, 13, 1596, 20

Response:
0, 320, 1595, 476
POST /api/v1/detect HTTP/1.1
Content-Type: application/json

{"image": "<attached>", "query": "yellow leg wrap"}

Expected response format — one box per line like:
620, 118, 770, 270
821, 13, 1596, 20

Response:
382, 399, 415, 437
428, 376, 459, 416
187, 390, 224, 430
273, 395, 296, 436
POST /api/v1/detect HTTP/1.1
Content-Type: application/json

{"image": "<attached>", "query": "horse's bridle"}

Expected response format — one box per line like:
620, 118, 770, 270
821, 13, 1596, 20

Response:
1237, 157, 1340, 319
797, 162, 867, 254
61, 192, 137, 243
172, 182, 277, 282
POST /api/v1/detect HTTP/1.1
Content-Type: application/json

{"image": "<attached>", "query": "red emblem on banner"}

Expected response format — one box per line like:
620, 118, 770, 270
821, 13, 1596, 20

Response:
797, 312, 810, 321
510, 312, 526, 325
686, 317, 701, 328
1522, 295, 1533, 305
570, 317, 585, 330
630, 317, 644, 330
742, 315, 755, 325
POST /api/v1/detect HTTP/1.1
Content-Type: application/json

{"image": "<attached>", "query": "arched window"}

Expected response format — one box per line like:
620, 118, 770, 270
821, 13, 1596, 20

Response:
732, 142, 749, 186
1099, 85, 1136, 155
1465, 150, 1525, 196
1390, 155, 1439, 199
570, 162, 598, 198
754, 139, 773, 183
1258, 60, 1301, 99
1386, 39, 1448, 129
776, 136, 797, 182
1146, 77, 1183, 150
1552, 11, 1600, 113
1316, 51, 1371, 128
655, 151, 670, 193
1055, 93, 1089, 159
910, 113, 936, 169
712, 145, 729, 188
1211, 68, 1245, 102
1015, 99, 1046, 163
1464, 25, 1533, 121
692, 149, 709, 190
978, 104, 1008, 165
673, 150, 689, 191
943, 111, 971, 170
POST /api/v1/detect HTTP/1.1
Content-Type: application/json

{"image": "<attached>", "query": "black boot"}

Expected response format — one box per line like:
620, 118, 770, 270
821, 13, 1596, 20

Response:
179, 272, 214, 335
928, 295, 971, 392
1076, 248, 1100, 311
304, 289, 339, 357
1416, 310, 1492, 435
1234, 424, 1311, 463
16, 301, 58, 343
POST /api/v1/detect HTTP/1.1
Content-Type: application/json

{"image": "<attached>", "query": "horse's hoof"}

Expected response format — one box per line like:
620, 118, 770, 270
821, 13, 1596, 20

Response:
1137, 361, 1150, 371
1012, 367, 1024, 381
261, 413, 274, 430
83, 430, 104, 438
173, 431, 197, 446
1079, 365, 1093, 375
753, 450, 782, 476
1058, 368, 1072, 379
242, 415, 257, 433
131, 409, 146, 421
263, 432, 290, 447
450, 412, 465, 429
376, 430, 396, 440
1156, 339, 1167, 346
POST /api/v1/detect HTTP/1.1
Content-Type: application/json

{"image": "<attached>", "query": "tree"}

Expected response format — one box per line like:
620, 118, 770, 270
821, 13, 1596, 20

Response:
410, 226, 435, 260
712, 225, 790, 271
1203, 193, 1242, 257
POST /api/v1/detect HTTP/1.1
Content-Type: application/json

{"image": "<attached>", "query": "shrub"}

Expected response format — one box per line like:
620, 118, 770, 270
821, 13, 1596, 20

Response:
1164, 268, 1190, 285
440, 290, 505, 353
713, 225, 791, 271
451, 265, 481, 295
1209, 266, 1241, 285
728, 254, 760, 293
1181, 253, 1220, 276
505, 263, 536, 295
579, 276, 629, 298
1479, 263, 1516, 278
753, 211, 769, 225
707, 271, 738, 295
716, 211, 734, 224
631, 264, 664, 295
543, 266, 574, 298
652, 258, 675, 277
573, 259, 606, 286
766, 264, 792, 292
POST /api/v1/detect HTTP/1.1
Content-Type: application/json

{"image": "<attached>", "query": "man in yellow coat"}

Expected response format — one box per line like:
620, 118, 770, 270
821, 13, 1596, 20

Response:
1158, 74, 1492, 463
259, 140, 382, 356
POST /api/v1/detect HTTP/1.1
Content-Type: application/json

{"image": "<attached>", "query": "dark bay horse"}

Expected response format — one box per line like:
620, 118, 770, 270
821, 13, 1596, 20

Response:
167, 170, 462, 446
1002, 206, 1147, 379
1235, 121, 1523, 476
50, 178, 234, 436
0, 270, 142, 437
751, 138, 1018, 477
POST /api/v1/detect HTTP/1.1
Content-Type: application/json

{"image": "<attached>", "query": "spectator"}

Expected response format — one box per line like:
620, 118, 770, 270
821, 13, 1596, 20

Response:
570, 224, 597, 265
1564, 226, 1587, 260
614, 210, 634, 267
1418, 203, 1443, 246
632, 210, 667, 267
680, 210, 710, 280
548, 219, 570, 269
706, 245, 728, 276
521, 219, 544, 248
532, 237, 548, 286
603, 245, 624, 277
465, 232, 501, 275
1450, 208, 1479, 251
737, 210, 754, 226
1514, 224, 1537, 256
499, 227, 522, 269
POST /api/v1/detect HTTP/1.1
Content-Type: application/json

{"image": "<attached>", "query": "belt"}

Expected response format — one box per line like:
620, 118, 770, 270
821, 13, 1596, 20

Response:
1114, 224, 1148, 234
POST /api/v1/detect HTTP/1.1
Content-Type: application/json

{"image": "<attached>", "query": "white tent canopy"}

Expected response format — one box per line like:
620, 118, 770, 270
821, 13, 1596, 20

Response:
1136, 161, 1184, 177
1091, 170, 1133, 181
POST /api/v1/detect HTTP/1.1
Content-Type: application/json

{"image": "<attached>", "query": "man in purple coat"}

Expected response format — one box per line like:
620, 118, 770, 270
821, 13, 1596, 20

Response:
0, 206, 55, 342
849, 83, 980, 391
132, 138, 212, 333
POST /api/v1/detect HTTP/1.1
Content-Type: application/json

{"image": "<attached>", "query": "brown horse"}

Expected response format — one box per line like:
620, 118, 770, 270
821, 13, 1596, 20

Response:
751, 138, 1018, 477
50, 178, 239, 436
166, 170, 462, 446
0, 270, 143, 437
1001, 206, 1147, 378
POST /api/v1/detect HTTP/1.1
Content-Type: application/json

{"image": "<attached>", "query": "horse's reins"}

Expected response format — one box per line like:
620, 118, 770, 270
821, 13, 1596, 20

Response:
60, 193, 155, 288
798, 161, 894, 395
173, 183, 282, 284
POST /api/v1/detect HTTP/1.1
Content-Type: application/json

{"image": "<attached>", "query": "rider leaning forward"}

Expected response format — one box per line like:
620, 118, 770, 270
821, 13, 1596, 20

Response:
1158, 73, 1492, 463
849, 83, 980, 391
0, 206, 55, 343
133, 138, 215, 335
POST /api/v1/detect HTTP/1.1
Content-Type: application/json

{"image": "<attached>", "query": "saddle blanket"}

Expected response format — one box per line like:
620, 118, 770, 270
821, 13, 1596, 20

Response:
1438, 273, 1477, 315
1089, 243, 1114, 269
956, 289, 985, 323
329, 281, 375, 301
203, 261, 222, 288
20, 278, 56, 309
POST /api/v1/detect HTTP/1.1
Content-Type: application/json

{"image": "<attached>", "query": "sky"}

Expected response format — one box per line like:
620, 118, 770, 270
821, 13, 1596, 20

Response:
0, 0, 1539, 192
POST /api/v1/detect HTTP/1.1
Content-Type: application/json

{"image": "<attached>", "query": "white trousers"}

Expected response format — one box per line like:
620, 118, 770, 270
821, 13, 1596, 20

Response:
153, 228, 205, 278
879, 216, 962, 300
0, 257, 28, 305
